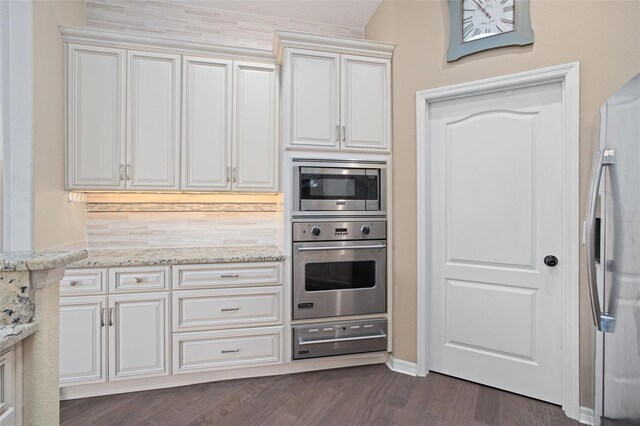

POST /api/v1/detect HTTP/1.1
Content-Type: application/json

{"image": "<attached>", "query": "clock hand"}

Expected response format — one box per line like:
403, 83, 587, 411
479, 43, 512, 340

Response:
473, 0, 492, 19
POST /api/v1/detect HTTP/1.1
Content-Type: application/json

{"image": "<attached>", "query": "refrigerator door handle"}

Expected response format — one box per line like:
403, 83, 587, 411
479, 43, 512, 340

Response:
586, 149, 615, 332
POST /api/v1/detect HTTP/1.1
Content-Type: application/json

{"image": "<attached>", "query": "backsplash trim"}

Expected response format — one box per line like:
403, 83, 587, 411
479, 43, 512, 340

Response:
87, 202, 277, 213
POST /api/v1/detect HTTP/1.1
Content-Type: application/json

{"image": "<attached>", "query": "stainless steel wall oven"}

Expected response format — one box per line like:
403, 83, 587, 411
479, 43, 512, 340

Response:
292, 221, 387, 320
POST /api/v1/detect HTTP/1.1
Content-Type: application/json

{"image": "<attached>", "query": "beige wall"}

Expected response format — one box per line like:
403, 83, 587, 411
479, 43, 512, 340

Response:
33, 0, 86, 250
365, 0, 640, 408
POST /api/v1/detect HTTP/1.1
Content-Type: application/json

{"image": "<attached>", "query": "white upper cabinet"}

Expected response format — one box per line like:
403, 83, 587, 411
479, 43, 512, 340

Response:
66, 44, 126, 190
127, 51, 181, 190
181, 56, 232, 191
64, 32, 280, 193
233, 62, 278, 192
276, 32, 394, 153
287, 50, 340, 149
341, 56, 391, 151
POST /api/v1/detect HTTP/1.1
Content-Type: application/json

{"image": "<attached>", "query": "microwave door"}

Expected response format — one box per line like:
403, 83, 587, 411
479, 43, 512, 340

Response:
300, 168, 367, 211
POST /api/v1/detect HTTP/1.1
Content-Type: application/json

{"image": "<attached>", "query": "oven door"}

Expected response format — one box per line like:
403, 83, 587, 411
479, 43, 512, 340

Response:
297, 167, 379, 212
293, 240, 387, 320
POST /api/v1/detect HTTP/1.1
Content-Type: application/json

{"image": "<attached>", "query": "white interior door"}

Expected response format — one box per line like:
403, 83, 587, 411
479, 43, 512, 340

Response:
428, 82, 564, 403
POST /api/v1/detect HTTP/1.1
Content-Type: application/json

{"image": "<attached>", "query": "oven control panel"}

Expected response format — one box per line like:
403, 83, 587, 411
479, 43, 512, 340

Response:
293, 221, 386, 241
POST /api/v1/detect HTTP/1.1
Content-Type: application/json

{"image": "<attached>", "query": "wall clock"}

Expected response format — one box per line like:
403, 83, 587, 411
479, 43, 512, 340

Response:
447, 0, 534, 62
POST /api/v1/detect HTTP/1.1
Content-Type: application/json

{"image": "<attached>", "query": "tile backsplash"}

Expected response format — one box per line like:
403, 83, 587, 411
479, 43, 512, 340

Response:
86, 211, 281, 250
86, 0, 364, 50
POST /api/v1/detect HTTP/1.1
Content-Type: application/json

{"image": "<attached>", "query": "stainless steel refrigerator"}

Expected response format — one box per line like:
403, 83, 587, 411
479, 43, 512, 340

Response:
586, 73, 640, 425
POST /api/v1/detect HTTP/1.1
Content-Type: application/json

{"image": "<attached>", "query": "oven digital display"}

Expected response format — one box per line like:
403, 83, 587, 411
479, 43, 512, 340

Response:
335, 228, 348, 233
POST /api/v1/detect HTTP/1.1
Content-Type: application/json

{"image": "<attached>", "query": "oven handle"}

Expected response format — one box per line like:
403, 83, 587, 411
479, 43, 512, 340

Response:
297, 244, 386, 252
298, 331, 387, 346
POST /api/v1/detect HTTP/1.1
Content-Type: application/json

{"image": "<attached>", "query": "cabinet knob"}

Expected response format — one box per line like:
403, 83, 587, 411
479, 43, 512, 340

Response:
135, 277, 144, 283
69, 280, 78, 287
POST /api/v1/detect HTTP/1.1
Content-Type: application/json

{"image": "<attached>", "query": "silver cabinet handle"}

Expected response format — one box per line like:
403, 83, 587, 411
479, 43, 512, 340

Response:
126, 164, 131, 181
220, 307, 240, 312
101, 308, 106, 327
109, 307, 115, 327
220, 273, 239, 278
297, 244, 386, 252
69, 280, 78, 287
586, 149, 615, 331
298, 331, 387, 346
226, 166, 230, 183
232, 167, 237, 183
135, 277, 144, 283
119, 164, 125, 181
221, 349, 240, 354
342, 125, 346, 142
336, 125, 340, 142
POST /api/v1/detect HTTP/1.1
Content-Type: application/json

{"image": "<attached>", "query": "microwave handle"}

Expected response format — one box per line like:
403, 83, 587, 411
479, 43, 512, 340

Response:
297, 244, 386, 252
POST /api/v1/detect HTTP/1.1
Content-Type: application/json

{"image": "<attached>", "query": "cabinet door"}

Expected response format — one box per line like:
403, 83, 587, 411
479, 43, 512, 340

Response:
0, 347, 15, 425
182, 56, 232, 191
232, 62, 278, 192
66, 44, 126, 190
59, 296, 107, 386
109, 292, 169, 381
340, 55, 391, 151
286, 49, 340, 149
127, 51, 181, 190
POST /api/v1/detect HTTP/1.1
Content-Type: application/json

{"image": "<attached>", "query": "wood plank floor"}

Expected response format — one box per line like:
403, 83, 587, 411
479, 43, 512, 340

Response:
60, 364, 579, 426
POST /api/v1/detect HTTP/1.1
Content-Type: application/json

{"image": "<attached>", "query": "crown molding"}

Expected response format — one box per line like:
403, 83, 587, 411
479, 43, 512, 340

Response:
273, 30, 394, 63
60, 26, 275, 62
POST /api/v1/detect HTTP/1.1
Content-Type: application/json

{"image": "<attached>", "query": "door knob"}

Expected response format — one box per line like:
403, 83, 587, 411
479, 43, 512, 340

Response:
544, 255, 559, 267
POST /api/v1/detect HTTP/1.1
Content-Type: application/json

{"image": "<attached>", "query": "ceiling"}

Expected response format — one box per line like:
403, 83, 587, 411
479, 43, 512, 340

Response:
180, 0, 382, 28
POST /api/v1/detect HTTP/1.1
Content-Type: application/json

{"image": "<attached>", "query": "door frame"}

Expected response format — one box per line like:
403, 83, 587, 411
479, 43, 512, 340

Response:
415, 62, 580, 419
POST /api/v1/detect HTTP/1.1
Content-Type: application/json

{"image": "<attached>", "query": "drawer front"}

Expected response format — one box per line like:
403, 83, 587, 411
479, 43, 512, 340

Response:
173, 262, 282, 290
173, 287, 283, 332
109, 266, 170, 293
172, 326, 283, 374
60, 269, 107, 295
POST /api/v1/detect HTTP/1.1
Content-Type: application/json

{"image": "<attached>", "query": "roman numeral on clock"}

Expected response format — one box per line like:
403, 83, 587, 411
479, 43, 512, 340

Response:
463, 23, 474, 38
504, 5, 514, 11
501, 18, 514, 25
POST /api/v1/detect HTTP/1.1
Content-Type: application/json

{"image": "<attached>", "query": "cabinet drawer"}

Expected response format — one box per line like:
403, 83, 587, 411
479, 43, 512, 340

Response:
173, 287, 283, 332
60, 269, 107, 295
173, 262, 282, 290
172, 326, 282, 374
109, 266, 170, 293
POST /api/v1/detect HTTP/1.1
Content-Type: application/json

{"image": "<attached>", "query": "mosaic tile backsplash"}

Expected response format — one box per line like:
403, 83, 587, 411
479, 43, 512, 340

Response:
86, 0, 364, 50
86, 211, 281, 250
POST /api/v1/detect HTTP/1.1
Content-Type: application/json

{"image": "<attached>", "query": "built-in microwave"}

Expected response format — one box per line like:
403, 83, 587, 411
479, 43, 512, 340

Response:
292, 160, 386, 216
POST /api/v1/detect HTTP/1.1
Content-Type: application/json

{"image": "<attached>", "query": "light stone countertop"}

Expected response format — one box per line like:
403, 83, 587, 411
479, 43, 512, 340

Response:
0, 322, 39, 352
69, 245, 286, 269
0, 250, 88, 272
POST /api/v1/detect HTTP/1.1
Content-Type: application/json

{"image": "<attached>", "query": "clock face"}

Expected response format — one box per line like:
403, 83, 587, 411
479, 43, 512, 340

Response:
462, 0, 515, 43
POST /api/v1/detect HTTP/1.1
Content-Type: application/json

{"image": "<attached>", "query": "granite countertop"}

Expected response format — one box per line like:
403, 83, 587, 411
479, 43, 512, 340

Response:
69, 245, 286, 268
0, 322, 39, 352
0, 249, 88, 272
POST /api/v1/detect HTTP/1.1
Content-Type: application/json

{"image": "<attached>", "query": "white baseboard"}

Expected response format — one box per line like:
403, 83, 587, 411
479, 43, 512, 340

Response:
386, 355, 418, 376
578, 406, 596, 425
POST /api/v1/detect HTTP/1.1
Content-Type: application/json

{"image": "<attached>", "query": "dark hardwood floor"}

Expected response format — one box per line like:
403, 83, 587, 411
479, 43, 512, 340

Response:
60, 364, 579, 426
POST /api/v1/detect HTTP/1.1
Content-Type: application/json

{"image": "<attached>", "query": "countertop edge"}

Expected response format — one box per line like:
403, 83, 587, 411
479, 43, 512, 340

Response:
0, 322, 39, 353
1, 250, 89, 272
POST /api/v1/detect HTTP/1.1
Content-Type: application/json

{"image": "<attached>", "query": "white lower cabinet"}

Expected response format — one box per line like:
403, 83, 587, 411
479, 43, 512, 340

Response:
59, 296, 107, 386
109, 292, 170, 381
0, 347, 16, 426
60, 262, 284, 394
173, 326, 282, 374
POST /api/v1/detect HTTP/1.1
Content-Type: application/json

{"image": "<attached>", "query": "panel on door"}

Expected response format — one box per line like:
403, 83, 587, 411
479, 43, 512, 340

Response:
341, 55, 390, 151
182, 56, 232, 191
287, 50, 340, 149
428, 82, 564, 403
109, 292, 169, 381
127, 51, 181, 190
232, 62, 278, 192
67, 44, 126, 190
59, 296, 106, 386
